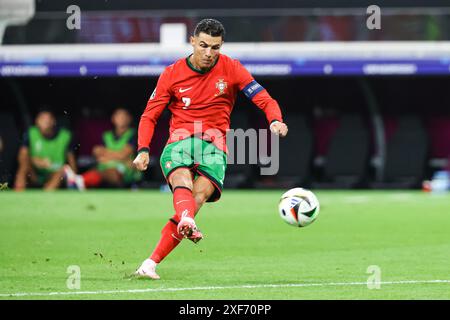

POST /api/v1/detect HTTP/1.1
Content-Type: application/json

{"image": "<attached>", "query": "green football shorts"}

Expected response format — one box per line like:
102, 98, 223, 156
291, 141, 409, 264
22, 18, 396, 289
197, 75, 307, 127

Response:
160, 137, 227, 202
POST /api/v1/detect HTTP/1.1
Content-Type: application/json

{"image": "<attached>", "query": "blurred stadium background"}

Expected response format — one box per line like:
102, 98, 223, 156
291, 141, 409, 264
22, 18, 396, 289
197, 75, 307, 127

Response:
1, 0, 450, 190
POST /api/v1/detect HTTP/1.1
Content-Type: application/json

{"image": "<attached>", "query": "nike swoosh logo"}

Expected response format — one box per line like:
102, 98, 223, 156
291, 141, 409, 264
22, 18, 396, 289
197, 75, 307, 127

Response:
179, 87, 192, 93
176, 200, 189, 205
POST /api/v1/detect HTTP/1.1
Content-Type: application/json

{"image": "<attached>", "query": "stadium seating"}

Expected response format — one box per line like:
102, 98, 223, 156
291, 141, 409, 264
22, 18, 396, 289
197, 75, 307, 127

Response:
73, 117, 112, 170
426, 116, 450, 159
313, 114, 370, 188
255, 113, 314, 188
0, 112, 20, 184
224, 110, 256, 188
373, 115, 429, 189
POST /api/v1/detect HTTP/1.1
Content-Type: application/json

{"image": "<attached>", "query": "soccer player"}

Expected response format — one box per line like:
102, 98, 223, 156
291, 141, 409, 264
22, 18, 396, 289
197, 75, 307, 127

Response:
133, 19, 288, 279
14, 109, 77, 191
64, 108, 142, 189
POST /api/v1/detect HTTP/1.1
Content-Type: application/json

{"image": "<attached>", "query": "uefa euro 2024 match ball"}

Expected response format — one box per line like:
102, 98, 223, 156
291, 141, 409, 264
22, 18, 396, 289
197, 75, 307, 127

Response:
278, 188, 320, 227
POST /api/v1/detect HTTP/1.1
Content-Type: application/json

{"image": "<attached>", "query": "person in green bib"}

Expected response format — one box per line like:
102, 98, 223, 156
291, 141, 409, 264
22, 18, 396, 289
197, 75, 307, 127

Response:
14, 109, 77, 191
64, 108, 141, 189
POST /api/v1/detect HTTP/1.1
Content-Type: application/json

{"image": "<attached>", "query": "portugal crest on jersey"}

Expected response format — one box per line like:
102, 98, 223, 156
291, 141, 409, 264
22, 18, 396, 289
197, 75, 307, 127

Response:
215, 79, 228, 96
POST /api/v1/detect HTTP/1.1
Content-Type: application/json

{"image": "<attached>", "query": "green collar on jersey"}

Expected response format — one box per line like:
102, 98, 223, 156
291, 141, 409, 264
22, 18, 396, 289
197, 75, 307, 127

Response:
186, 54, 220, 74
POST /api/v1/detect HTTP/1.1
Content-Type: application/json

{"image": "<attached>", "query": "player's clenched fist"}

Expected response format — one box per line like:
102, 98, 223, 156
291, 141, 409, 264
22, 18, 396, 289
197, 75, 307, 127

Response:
270, 121, 288, 137
133, 151, 150, 171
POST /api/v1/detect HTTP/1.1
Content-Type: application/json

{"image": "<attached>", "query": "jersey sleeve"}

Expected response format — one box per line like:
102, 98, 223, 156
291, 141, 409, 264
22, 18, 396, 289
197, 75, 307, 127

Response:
137, 67, 173, 153
233, 60, 283, 124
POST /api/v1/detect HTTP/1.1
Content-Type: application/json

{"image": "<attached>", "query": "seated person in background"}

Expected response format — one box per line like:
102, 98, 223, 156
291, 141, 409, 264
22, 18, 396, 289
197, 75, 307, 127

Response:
14, 109, 77, 191
65, 108, 141, 189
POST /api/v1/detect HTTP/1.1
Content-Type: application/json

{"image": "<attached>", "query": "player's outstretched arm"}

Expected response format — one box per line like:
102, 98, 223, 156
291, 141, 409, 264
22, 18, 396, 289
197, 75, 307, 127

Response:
135, 66, 172, 172
234, 60, 287, 137
270, 120, 288, 137
133, 151, 150, 171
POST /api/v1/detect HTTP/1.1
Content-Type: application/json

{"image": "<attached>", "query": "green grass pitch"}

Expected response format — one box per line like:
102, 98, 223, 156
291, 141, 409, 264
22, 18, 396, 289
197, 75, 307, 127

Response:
0, 190, 449, 300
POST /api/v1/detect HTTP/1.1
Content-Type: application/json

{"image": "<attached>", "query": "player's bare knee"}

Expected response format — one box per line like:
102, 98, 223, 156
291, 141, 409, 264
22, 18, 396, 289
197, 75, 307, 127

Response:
169, 169, 193, 190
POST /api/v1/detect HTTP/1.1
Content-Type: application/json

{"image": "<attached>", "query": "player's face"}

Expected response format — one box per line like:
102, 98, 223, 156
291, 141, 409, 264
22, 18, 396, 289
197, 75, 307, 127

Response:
112, 109, 131, 128
35, 112, 55, 134
190, 32, 223, 70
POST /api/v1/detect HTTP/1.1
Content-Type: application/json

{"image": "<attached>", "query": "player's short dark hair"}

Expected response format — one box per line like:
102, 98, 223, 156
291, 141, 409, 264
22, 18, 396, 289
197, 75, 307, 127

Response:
194, 19, 225, 40
35, 105, 55, 118
113, 107, 130, 115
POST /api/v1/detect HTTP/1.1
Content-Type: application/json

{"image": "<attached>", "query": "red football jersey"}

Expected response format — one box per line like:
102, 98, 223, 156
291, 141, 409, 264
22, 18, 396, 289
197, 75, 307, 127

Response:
138, 53, 283, 153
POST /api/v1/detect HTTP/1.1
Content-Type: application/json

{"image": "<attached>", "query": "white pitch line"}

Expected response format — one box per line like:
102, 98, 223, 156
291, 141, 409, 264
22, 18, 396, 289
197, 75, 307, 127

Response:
1, 280, 449, 298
